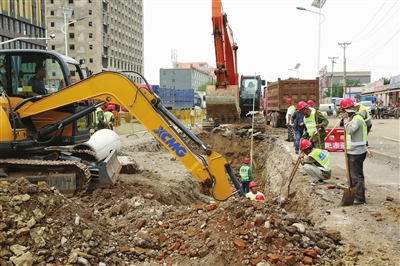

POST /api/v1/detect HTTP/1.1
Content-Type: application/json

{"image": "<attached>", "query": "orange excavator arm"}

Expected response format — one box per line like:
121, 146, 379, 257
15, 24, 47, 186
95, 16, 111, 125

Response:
212, 0, 239, 88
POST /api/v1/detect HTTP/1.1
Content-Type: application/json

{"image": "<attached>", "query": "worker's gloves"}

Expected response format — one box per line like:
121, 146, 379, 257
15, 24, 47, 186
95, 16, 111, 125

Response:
246, 110, 261, 116
339, 112, 348, 119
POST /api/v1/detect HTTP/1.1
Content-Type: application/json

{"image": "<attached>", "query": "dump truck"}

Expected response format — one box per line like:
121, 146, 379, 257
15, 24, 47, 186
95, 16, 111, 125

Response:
263, 78, 319, 128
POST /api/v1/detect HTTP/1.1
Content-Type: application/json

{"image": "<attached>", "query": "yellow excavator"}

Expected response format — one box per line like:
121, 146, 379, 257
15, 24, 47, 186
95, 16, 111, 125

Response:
0, 49, 244, 200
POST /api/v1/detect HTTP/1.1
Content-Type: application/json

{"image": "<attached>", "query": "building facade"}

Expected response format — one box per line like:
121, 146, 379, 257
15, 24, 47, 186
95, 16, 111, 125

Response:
0, 0, 47, 49
46, 0, 144, 82
160, 67, 210, 91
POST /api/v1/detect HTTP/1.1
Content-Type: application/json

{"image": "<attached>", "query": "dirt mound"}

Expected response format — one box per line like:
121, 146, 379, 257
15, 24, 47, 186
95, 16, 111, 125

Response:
0, 125, 398, 265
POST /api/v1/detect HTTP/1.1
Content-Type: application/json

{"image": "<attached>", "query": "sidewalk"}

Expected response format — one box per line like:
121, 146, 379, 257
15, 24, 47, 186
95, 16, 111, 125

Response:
327, 116, 400, 165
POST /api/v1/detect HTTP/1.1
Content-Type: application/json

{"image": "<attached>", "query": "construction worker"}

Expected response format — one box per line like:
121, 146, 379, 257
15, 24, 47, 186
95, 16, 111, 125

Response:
340, 98, 367, 204
246, 181, 265, 201
104, 105, 115, 130
285, 98, 295, 142
94, 104, 106, 132
354, 102, 372, 147
297, 101, 329, 150
239, 157, 252, 193
190, 105, 195, 126
299, 139, 331, 185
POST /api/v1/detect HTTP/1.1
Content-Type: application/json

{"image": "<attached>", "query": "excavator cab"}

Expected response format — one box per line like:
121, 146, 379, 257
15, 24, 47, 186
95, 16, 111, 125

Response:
239, 75, 265, 117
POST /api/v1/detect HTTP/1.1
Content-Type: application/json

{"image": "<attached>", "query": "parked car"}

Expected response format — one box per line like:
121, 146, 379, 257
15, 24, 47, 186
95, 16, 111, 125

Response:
360, 101, 372, 115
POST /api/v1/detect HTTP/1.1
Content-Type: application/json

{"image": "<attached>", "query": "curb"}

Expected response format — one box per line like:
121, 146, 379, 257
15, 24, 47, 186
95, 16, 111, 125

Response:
367, 149, 400, 165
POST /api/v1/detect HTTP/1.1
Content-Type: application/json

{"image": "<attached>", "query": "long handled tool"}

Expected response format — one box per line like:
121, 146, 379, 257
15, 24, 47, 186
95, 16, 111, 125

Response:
316, 110, 322, 149
340, 128, 356, 206
279, 154, 302, 207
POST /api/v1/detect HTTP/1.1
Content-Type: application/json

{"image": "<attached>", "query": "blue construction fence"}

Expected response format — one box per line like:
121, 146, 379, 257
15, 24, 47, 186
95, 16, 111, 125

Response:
151, 85, 195, 110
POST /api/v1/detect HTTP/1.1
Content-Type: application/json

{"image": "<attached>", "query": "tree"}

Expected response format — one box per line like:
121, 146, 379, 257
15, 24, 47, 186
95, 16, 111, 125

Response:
381, 77, 390, 85
323, 82, 343, 98
197, 80, 214, 92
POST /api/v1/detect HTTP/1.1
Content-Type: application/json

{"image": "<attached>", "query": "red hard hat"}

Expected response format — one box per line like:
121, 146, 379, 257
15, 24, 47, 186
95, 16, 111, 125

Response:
300, 139, 313, 151
307, 100, 314, 107
230, 187, 236, 192
297, 101, 308, 111
244, 157, 250, 163
340, 98, 355, 110
107, 104, 115, 111
255, 194, 265, 201
286, 98, 292, 104
249, 181, 257, 188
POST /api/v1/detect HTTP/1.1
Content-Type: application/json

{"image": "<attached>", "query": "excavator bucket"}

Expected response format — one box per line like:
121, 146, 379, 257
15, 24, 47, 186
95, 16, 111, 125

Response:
205, 84, 241, 126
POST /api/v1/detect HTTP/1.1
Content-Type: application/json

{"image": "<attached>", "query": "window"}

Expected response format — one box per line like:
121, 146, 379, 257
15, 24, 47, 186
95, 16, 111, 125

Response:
70, 70, 76, 76
68, 0, 74, 3
69, 33, 74, 39
52, 72, 56, 76
50, 10, 54, 16
88, 21, 92, 26
51, 45, 55, 50
89, 58, 93, 63
89, 33, 93, 38
50, 22, 54, 27
89, 10, 92, 15
69, 44, 75, 50
89, 45, 93, 50
88, 0, 92, 3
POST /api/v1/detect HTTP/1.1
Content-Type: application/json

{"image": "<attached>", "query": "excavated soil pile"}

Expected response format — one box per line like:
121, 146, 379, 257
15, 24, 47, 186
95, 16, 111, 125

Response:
0, 125, 399, 266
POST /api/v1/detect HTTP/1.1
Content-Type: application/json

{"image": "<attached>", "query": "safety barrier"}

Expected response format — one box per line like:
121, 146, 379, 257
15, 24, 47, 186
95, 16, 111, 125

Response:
324, 127, 345, 152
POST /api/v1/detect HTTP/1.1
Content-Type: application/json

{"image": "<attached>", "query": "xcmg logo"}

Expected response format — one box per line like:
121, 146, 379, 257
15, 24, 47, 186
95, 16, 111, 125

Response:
153, 126, 187, 157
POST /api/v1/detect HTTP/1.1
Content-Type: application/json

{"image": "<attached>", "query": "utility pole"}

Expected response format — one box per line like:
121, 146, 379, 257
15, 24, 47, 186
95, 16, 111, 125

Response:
328, 56, 338, 97
338, 42, 351, 98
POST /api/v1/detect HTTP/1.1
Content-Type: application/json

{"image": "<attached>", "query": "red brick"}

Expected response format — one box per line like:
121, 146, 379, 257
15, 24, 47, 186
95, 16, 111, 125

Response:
253, 217, 262, 226
233, 239, 246, 250
162, 223, 169, 229
206, 204, 217, 211
159, 234, 167, 243
283, 255, 296, 265
269, 253, 280, 263
186, 226, 197, 237
239, 228, 248, 235
189, 250, 197, 257
250, 258, 261, 266
195, 204, 203, 210
169, 241, 180, 251
119, 247, 131, 253
259, 227, 267, 235
302, 256, 313, 265
177, 233, 183, 238
180, 245, 186, 250
303, 250, 317, 258
179, 250, 186, 255
327, 185, 336, 189
136, 220, 146, 230
270, 217, 275, 224
243, 221, 250, 230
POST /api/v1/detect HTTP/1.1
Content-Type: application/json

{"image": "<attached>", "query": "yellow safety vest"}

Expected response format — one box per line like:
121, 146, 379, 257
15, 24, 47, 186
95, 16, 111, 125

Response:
346, 114, 368, 149
95, 107, 104, 124
240, 165, 251, 182
303, 108, 317, 133
359, 104, 371, 122
309, 149, 331, 170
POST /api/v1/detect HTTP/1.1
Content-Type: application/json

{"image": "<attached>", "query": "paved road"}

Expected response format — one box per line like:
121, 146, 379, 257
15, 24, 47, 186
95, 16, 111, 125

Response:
325, 116, 400, 165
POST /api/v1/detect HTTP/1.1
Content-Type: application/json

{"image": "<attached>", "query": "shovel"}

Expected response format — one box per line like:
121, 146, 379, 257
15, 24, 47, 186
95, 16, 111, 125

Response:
340, 128, 356, 206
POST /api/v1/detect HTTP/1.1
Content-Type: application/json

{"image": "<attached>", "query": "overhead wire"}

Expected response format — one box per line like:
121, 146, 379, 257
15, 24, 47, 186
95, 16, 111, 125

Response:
349, 0, 387, 42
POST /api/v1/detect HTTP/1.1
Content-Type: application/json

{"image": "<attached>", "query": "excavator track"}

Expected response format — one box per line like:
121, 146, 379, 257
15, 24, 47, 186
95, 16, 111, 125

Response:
0, 155, 92, 197
45, 147, 101, 162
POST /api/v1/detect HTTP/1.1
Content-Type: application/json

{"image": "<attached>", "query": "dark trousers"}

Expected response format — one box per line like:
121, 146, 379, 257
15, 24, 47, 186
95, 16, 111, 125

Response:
294, 129, 303, 151
347, 152, 367, 202
241, 181, 250, 194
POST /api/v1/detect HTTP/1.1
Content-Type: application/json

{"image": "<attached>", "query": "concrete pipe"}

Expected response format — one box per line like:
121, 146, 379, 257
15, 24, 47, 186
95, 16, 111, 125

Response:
74, 129, 121, 160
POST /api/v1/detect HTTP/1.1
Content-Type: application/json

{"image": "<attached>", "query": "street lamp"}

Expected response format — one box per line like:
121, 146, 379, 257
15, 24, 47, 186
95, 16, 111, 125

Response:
61, 17, 85, 56
297, 0, 326, 101
0, 34, 55, 46
289, 63, 301, 78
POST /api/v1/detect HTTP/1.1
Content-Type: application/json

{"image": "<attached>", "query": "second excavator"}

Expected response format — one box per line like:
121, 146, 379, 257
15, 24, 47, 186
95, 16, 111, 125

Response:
204, 0, 266, 131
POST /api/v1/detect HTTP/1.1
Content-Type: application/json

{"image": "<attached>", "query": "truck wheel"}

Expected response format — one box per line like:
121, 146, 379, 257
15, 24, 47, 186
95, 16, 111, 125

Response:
394, 109, 400, 119
383, 114, 389, 119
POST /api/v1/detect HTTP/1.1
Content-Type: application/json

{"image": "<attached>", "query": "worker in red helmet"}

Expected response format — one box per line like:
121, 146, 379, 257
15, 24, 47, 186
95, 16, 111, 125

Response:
340, 98, 368, 204
299, 139, 331, 185
297, 101, 329, 150
104, 105, 115, 130
307, 100, 314, 107
239, 157, 252, 193
246, 181, 265, 201
285, 98, 295, 142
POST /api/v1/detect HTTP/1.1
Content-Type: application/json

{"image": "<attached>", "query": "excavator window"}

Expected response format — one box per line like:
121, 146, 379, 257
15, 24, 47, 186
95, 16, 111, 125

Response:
241, 79, 259, 99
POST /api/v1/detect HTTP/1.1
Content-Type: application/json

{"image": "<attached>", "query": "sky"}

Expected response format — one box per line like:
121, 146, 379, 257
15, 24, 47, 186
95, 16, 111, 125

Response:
143, 0, 399, 85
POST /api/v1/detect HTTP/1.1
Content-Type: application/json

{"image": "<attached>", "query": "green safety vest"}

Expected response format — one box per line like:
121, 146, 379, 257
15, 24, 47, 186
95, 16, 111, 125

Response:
104, 111, 114, 122
346, 114, 368, 149
95, 107, 104, 124
303, 108, 317, 134
359, 104, 371, 122
309, 149, 331, 170
239, 165, 251, 182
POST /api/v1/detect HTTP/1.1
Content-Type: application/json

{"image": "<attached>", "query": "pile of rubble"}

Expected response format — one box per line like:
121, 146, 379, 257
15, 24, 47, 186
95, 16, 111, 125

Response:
0, 177, 356, 266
